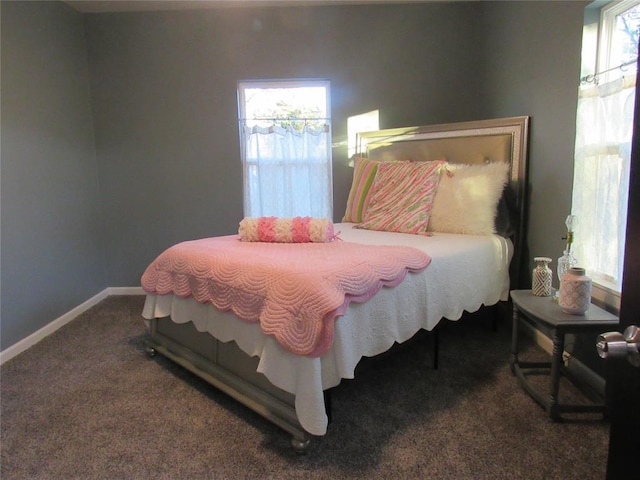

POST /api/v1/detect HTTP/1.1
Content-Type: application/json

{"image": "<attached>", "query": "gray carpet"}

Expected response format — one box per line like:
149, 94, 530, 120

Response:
1, 296, 609, 479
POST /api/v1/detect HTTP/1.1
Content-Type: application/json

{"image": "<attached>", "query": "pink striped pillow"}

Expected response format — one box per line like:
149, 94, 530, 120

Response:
343, 157, 410, 223
358, 160, 444, 234
342, 157, 381, 223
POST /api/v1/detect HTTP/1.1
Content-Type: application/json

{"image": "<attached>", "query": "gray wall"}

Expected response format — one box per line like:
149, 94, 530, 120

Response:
478, 1, 604, 374
1, 1, 107, 350
479, 1, 588, 277
84, 3, 486, 286
1, 1, 590, 355
84, 2, 588, 288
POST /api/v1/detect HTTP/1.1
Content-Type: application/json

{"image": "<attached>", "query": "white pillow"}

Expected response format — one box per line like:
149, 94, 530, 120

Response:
427, 162, 510, 235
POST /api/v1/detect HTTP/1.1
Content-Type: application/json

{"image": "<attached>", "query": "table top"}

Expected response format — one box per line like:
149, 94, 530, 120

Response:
510, 290, 619, 329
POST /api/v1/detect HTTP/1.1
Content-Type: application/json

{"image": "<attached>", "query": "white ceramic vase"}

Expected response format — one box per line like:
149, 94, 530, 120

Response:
559, 267, 592, 314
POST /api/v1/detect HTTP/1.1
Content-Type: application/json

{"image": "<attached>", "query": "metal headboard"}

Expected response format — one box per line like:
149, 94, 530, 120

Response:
356, 116, 530, 288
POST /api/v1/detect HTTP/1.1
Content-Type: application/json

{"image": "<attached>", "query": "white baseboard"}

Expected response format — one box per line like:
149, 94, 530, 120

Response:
0, 287, 145, 366
108, 286, 145, 296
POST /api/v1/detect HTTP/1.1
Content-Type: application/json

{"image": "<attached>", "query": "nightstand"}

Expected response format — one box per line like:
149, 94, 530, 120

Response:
510, 289, 619, 421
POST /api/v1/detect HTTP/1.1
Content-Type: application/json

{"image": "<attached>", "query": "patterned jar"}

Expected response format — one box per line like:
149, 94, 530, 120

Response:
532, 257, 553, 297
559, 267, 592, 314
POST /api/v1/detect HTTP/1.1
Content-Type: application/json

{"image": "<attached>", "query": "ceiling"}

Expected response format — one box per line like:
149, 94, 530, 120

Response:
64, 0, 440, 14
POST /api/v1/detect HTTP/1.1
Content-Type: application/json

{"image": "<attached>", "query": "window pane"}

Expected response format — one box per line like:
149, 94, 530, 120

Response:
610, 3, 640, 76
600, 0, 640, 82
238, 80, 333, 219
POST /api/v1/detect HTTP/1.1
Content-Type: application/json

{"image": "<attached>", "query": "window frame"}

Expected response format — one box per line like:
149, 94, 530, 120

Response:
238, 78, 331, 128
237, 79, 333, 219
575, 0, 639, 312
597, 0, 640, 84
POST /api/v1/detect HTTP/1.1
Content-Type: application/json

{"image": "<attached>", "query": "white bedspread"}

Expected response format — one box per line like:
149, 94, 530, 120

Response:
142, 223, 512, 436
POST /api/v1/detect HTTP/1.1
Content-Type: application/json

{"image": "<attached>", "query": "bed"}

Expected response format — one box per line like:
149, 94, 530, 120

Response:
141, 116, 529, 452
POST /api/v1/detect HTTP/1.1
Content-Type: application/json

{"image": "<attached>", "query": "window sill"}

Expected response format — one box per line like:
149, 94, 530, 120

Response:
591, 281, 621, 315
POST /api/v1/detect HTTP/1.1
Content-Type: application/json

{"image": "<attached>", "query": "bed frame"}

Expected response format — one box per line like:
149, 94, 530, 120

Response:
144, 116, 529, 452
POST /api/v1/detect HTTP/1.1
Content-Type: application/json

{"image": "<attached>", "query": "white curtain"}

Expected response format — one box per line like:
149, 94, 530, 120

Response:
241, 123, 333, 219
571, 74, 635, 291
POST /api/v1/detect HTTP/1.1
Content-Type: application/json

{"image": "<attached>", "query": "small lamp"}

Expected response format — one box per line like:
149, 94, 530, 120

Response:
557, 214, 578, 286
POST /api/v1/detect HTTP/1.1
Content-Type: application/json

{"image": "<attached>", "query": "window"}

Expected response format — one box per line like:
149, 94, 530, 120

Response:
572, 0, 639, 295
237, 80, 332, 219
598, 0, 639, 82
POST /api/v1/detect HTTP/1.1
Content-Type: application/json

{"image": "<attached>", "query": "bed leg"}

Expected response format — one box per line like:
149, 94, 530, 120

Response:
432, 328, 439, 370
324, 388, 333, 424
490, 303, 499, 332
488, 302, 506, 331
291, 436, 311, 454
144, 343, 157, 358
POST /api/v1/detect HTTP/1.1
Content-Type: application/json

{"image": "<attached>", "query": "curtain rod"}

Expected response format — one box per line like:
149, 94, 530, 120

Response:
239, 117, 330, 122
580, 58, 638, 85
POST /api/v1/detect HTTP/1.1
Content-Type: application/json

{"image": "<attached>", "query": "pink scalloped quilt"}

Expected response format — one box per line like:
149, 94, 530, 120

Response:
141, 235, 431, 357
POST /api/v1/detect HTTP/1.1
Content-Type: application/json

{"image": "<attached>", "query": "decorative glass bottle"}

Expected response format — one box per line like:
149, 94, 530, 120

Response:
557, 215, 577, 287
532, 257, 553, 297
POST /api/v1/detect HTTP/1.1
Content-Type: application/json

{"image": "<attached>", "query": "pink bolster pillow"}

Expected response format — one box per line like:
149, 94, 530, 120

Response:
238, 217, 336, 243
